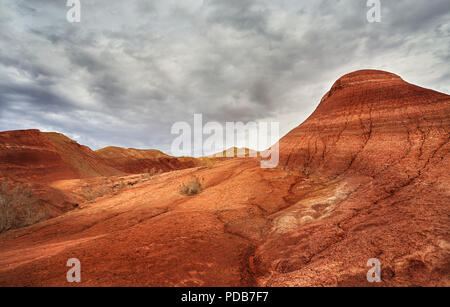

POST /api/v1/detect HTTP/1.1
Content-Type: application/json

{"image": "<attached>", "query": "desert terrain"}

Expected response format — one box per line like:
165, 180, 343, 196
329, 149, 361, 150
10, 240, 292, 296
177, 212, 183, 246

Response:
0, 70, 449, 286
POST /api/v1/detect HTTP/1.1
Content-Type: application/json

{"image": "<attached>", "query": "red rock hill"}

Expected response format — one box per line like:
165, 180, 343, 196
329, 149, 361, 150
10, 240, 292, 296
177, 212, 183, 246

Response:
279, 69, 449, 178
95, 146, 199, 174
0, 130, 123, 182
253, 70, 450, 285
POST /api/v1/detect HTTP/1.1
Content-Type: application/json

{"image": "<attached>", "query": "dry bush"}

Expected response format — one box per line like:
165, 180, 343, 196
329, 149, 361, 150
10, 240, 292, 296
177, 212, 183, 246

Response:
118, 178, 127, 190
99, 185, 113, 197
301, 167, 311, 177
142, 167, 158, 180
140, 168, 160, 182
202, 159, 215, 169
80, 185, 98, 201
80, 178, 130, 202
0, 180, 43, 233
179, 175, 203, 196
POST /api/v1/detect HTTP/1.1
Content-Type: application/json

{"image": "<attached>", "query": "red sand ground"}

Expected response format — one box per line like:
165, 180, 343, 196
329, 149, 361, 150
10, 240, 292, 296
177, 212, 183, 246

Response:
0, 70, 448, 286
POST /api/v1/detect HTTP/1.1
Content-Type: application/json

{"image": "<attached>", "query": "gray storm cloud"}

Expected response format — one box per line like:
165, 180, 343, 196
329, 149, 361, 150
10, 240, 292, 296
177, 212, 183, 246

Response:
0, 0, 449, 154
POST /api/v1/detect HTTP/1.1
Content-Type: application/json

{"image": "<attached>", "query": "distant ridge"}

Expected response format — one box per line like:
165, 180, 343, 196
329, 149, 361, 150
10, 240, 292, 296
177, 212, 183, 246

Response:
96, 146, 200, 174
0, 130, 206, 181
0, 129, 122, 182
208, 147, 258, 158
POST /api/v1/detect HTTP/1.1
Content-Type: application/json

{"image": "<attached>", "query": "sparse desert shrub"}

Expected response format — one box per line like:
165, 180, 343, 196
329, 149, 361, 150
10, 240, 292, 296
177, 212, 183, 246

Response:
0, 180, 43, 233
202, 159, 215, 169
179, 175, 203, 196
80, 179, 124, 202
142, 167, 158, 180
118, 178, 127, 190
81, 185, 97, 201
140, 168, 159, 181
301, 167, 311, 177
98, 185, 113, 197
149, 167, 157, 176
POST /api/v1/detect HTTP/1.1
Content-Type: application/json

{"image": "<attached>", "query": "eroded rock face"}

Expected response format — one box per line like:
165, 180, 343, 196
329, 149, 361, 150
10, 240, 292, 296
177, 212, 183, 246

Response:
279, 70, 449, 178
0, 130, 123, 182
95, 146, 200, 174
255, 70, 450, 286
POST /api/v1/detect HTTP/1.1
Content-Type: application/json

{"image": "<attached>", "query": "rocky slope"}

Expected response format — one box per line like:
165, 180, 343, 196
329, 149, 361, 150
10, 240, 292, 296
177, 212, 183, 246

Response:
0, 130, 123, 183
279, 70, 449, 177
257, 70, 450, 286
0, 70, 448, 286
0, 131, 204, 233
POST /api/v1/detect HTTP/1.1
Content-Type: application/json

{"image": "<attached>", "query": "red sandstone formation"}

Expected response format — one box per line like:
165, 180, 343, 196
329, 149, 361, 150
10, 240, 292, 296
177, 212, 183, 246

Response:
0, 130, 123, 183
279, 70, 449, 178
0, 131, 204, 183
0, 70, 448, 286
208, 147, 258, 158
256, 70, 450, 286
95, 146, 200, 174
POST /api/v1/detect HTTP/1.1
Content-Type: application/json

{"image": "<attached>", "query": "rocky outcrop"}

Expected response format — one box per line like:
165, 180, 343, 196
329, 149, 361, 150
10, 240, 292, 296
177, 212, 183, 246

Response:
279, 70, 449, 178
0, 130, 123, 182
254, 70, 450, 286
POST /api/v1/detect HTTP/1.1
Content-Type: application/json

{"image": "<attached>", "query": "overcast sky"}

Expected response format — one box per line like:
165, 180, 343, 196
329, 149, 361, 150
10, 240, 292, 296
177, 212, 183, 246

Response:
0, 0, 449, 155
